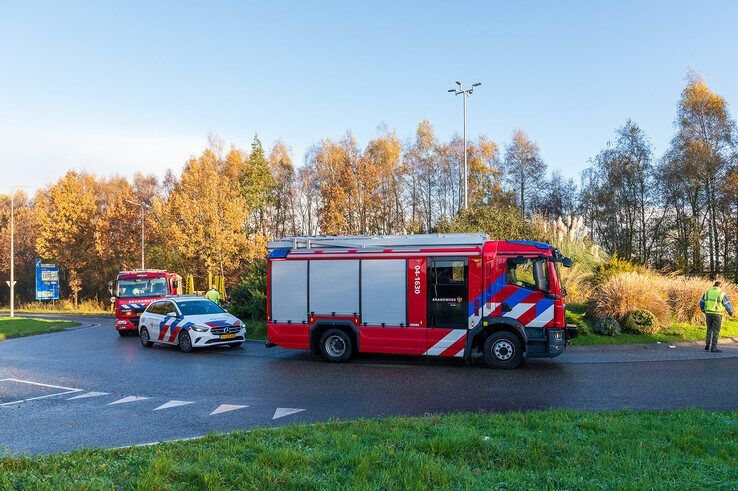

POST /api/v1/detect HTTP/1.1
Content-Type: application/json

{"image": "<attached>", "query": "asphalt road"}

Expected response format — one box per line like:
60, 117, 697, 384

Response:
1, 315, 737, 454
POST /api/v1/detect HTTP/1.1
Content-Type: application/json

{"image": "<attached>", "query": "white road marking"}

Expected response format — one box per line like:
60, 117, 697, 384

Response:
210, 404, 248, 415
68, 391, 109, 400
108, 396, 150, 405
0, 378, 82, 406
272, 407, 305, 420
155, 400, 195, 411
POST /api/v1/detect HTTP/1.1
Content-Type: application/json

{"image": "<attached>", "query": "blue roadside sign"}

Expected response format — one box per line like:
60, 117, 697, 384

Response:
35, 258, 60, 300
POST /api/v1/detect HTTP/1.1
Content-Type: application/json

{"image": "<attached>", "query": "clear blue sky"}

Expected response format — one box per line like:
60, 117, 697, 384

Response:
2, 1, 737, 190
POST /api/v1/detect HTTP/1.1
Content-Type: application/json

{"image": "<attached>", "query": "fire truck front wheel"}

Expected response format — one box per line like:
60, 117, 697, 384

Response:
483, 331, 523, 369
319, 329, 353, 363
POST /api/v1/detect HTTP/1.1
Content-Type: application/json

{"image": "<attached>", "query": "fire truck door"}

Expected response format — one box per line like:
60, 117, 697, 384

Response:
427, 257, 468, 329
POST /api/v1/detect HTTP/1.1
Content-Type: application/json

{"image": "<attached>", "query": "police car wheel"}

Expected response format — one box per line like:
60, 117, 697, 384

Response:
483, 331, 522, 369
140, 328, 153, 348
319, 329, 352, 363
178, 331, 194, 353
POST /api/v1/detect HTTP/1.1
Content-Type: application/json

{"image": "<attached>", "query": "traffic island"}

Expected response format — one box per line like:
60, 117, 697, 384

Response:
0, 317, 80, 341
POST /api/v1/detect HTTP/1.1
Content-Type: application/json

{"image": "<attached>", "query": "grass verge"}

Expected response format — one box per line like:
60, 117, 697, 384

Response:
1, 410, 736, 489
567, 303, 738, 345
0, 317, 80, 341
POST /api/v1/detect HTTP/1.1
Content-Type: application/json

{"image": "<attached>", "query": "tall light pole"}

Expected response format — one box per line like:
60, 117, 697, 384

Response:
125, 200, 145, 270
8, 186, 29, 318
448, 81, 481, 209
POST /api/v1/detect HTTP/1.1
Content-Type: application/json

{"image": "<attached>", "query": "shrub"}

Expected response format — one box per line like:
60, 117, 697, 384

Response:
623, 309, 660, 334
666, 276, 738, 324
593, 317, 621, 336
589, 272, 670, 325
228, 260, 266, 321
592, 255, 649, 286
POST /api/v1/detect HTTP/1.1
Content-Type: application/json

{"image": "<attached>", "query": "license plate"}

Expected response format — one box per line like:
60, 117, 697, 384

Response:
220, 333, 237, 340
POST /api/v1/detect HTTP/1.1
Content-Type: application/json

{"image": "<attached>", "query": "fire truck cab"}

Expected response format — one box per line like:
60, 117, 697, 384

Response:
266, 234, 576, 369
109, 270, 182, 336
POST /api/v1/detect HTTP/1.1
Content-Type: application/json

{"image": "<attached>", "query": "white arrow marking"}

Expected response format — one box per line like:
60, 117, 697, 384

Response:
108, 396, 149, 405
272, 408, 305, 420
154, 400, 195, 411
68, 391, 109, 400
210, 404, 248, 416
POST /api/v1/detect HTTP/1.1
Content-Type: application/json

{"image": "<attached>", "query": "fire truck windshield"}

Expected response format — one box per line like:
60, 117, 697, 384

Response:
117, 277, 168, 298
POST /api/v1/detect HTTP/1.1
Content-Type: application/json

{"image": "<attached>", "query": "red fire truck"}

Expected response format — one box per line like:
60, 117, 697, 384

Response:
266, 234, 576, 368
109, 270, 182, 336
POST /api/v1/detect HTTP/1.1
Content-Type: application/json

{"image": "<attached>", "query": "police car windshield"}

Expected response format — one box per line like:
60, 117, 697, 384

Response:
117, 278, 167, 298
177, 300, 225, 316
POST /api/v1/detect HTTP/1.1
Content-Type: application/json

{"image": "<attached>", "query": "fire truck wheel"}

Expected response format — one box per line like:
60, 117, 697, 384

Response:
178, 331, 194, 353
319, 329, 352, 362
483, 331, 522, 369
139, 328, 154, 347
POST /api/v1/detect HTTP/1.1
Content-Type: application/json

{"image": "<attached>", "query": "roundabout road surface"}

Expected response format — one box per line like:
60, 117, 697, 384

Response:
1, 315, 736, 454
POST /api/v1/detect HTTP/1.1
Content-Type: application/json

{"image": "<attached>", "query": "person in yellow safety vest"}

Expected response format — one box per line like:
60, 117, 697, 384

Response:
204, 287, 222, 306
700, 280, 734, 353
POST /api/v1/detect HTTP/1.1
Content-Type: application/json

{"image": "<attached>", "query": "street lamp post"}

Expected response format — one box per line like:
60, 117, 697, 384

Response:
8, 186, 29, 318
448, 81, 481, 210
125, 200, 145, 270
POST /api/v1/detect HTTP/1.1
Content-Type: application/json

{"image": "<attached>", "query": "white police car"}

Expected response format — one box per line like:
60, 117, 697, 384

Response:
138, 295, 245, 352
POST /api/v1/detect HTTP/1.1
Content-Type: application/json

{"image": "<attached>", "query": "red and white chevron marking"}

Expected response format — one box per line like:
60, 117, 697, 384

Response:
424, 329, 466, 357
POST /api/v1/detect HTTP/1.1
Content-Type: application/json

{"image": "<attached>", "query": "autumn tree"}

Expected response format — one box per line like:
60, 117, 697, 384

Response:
34, 172, 98, 306
363, 125, 405, 233
406, 120, 441, 232
157, 148, 254, 289
0, 191, 37, 303
580, 121, 662, 262
501, 129, 546, 217
267, 140, 297, 238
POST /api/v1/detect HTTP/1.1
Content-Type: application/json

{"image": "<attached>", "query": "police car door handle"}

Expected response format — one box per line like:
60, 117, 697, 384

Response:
501, 303, 512, 313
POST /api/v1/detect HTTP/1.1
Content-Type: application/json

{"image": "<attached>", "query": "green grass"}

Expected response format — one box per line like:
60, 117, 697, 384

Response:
1, 410, 735, 489
0, 317, 80, 341
0, 300, 111, 316
567, 303, 738, 345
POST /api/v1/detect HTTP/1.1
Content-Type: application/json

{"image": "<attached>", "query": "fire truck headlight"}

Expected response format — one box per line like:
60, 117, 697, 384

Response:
191, 325, 209, 332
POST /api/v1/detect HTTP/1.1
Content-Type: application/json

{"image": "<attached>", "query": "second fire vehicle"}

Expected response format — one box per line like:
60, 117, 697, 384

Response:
265, 233, 577, 369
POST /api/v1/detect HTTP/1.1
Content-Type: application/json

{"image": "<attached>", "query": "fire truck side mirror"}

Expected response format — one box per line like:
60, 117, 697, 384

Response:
562, 257, 573, 268
107, 281, 115, 296
172, 280, 179, 290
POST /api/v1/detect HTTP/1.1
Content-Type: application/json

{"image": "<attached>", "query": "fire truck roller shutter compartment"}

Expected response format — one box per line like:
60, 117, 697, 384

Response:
271, 260, 308, 323
360, 259, 406, 326
309, 260, 359, 316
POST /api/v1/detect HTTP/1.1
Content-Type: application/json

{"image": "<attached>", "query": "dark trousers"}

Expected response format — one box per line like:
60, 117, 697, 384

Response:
705, 313, 722, 350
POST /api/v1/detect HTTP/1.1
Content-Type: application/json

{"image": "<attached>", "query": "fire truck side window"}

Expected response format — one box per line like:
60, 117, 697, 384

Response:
506, 258, 550, 292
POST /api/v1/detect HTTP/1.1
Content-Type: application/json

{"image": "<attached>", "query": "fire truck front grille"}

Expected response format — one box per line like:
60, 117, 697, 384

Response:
210, 326, 240, 335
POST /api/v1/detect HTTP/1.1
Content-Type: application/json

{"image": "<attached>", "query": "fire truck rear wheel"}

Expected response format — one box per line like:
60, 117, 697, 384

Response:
483, 331, 522, 369
140, 328, 153, 348
178, 331, 194, 353
319, 329, 352, 363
